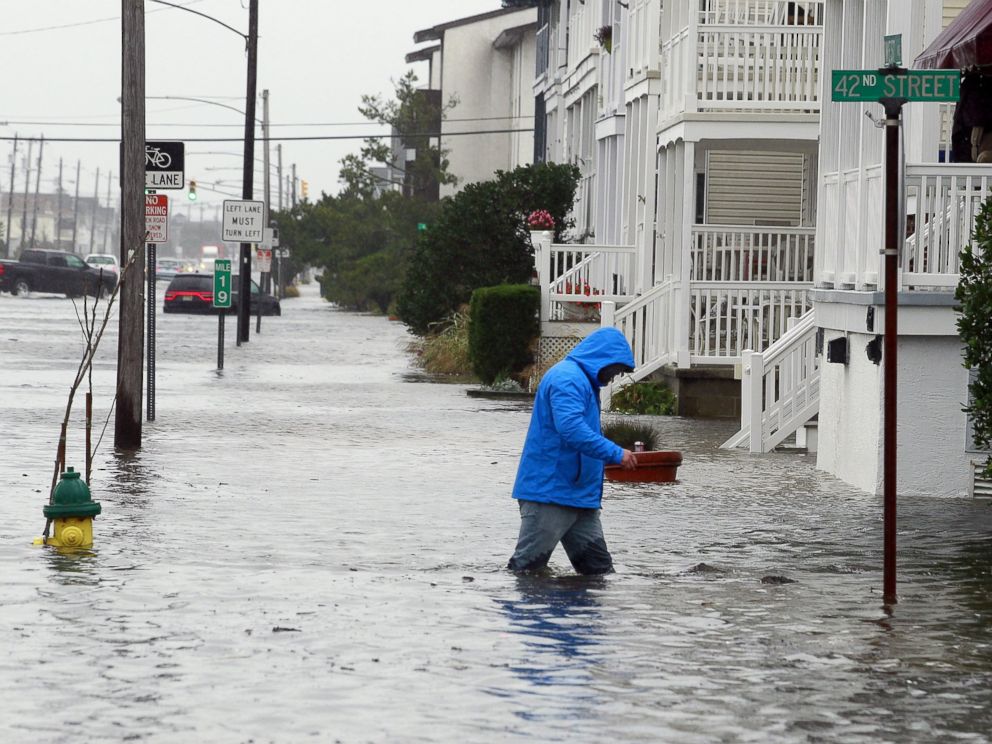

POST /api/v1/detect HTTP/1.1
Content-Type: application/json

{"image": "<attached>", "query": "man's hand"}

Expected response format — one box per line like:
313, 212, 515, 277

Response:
620, 449, 637, 470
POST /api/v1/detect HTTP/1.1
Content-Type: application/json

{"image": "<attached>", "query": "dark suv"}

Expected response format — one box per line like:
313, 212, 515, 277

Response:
0, 249, 117, 297
163, 273, 281, 316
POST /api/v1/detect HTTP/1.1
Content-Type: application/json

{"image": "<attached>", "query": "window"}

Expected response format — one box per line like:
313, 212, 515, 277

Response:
48, 255, 67, 267
66, 255, 86, 269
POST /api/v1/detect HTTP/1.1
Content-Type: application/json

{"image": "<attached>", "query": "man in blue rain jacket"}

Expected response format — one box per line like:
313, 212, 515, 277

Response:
508, 327, 637, 574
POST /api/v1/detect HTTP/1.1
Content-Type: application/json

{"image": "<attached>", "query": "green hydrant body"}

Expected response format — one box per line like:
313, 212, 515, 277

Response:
39, 467, 102, 548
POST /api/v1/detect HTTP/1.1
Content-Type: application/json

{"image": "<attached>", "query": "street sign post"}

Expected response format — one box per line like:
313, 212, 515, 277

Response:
144, 194, 169, 243
222, 200, 265, 243
831, 64, 960, 605
145, 141, 185, 189
213, 259, 233, 371
144, 192, 169, 423
831, 69, 959, 103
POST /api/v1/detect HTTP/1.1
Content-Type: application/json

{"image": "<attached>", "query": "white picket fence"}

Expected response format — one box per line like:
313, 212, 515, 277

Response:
722, 308, 819, 453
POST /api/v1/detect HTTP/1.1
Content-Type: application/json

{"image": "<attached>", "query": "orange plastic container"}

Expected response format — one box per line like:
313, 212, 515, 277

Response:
604, 450, 683, 483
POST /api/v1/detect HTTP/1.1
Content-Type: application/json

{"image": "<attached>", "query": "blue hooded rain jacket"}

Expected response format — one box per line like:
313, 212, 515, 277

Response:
512, 327, 635, 509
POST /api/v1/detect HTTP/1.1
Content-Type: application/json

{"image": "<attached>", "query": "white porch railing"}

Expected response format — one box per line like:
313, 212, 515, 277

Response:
688, 282, 813, 364
609, 277, 681, 379
533, 233, 638, 323
661, 0, 823, 121
722, 308, 819, 453
691, 226, 815, 282
535, 23, 550, 78
627, 0, 660, 78
903, 164, 992, 290
819, 162, 992, 290
566, 0, 598, 70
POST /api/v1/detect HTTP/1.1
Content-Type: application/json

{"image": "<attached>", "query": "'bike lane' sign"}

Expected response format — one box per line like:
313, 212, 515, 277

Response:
145, 141, 185, 189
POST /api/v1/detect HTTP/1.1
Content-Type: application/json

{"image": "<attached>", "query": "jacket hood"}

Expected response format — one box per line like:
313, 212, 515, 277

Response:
566, 328, 635, 388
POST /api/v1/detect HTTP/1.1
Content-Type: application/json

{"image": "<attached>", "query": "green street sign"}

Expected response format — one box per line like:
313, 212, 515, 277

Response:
213, 259, 232, 309
417, 222, 427, 231
831, 69, 960, 103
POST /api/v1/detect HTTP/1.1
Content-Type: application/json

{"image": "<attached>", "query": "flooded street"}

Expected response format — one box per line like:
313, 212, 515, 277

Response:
2, 284, 991, 742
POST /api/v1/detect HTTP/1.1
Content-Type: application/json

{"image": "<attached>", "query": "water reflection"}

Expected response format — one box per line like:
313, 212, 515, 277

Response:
497, 574, 607, 724
43, 548, 99, 587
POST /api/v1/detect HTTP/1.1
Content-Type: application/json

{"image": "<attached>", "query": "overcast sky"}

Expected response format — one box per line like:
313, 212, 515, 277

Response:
0, 0, 503, 219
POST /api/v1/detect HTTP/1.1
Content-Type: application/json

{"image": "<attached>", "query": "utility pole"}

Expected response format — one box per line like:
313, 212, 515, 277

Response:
276, 142, 283, 211
102, 171, 113, 252
71, 160, 81, 252
89, 167, 100, 254
262, 88, 271, 294
115, 0, 146, 450
237, 0, 259, 344
291, 163, 297, 208
56, 158, 63, 249
29, 135, 44, 248
20, 139, 33, 254
5, 134, 17, 257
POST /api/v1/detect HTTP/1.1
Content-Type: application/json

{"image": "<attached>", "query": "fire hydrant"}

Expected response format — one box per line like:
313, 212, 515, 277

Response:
37, 467, 102, 548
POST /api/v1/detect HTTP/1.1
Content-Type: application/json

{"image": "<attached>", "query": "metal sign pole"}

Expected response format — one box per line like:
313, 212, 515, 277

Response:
146, 242, 156, 422
881, 94, 905, 606
218, 314, 225, 371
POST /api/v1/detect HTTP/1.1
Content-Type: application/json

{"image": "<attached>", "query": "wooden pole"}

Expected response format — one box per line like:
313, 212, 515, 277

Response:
29, 135, 44, 249
237, 0, 259, 344
5, 134, 17, 257
115, 0, 146, 450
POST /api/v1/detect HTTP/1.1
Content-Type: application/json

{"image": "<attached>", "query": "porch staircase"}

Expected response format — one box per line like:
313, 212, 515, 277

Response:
721, 308, 819, 453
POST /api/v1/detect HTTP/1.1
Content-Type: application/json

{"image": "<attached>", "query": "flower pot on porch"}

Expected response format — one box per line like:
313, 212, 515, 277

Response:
605, 450, 683, 483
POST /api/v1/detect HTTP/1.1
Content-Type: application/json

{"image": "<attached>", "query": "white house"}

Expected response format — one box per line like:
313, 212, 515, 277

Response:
532, 0, 824, 416
806, 0, 989, 497
408, 6, 537, 198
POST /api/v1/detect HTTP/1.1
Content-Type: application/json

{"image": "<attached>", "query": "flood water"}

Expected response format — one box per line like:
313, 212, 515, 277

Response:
2, 284, 991, 742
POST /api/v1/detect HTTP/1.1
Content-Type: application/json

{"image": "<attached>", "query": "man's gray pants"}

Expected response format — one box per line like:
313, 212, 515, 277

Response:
508, 500, 614, 575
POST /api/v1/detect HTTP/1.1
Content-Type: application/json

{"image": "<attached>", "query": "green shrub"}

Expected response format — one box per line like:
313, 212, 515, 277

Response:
410, 310, 474, 377
468, 284, 540, 385
397, 162, 580, 335
957, 197, 992, 477
601, 420, 659, 450
609, 381, 677, 415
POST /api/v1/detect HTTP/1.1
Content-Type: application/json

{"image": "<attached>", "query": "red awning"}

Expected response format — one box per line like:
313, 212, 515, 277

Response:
916, 0, 992, 69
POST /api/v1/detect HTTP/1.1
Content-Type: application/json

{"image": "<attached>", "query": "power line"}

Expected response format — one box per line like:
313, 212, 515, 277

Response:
0, 0, 207, 37
0, 128, 536, 144
1, 115, 536, 128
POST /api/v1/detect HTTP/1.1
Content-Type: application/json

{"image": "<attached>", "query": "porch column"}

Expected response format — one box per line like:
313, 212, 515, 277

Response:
676, 140, 695, 368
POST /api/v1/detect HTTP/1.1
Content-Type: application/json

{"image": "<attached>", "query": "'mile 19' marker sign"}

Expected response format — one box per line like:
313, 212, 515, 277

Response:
213, 259, 232, 309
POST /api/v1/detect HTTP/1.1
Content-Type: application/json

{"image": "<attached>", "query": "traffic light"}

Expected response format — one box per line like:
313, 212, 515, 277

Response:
187, 180, 197, 201
301, 179, 309, 200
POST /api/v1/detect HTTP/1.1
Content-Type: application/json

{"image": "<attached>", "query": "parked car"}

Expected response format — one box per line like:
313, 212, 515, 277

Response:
0, 249, 117, 298
163, 273, 281, 316
155, 258, 185, 280
84, 253, 120, 278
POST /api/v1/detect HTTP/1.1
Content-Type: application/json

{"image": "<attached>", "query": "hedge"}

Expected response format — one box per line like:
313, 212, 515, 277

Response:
468, 284, 540, 385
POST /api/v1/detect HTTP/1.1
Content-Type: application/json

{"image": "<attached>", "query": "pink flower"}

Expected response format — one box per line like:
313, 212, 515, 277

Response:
527, 210, 555, 231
